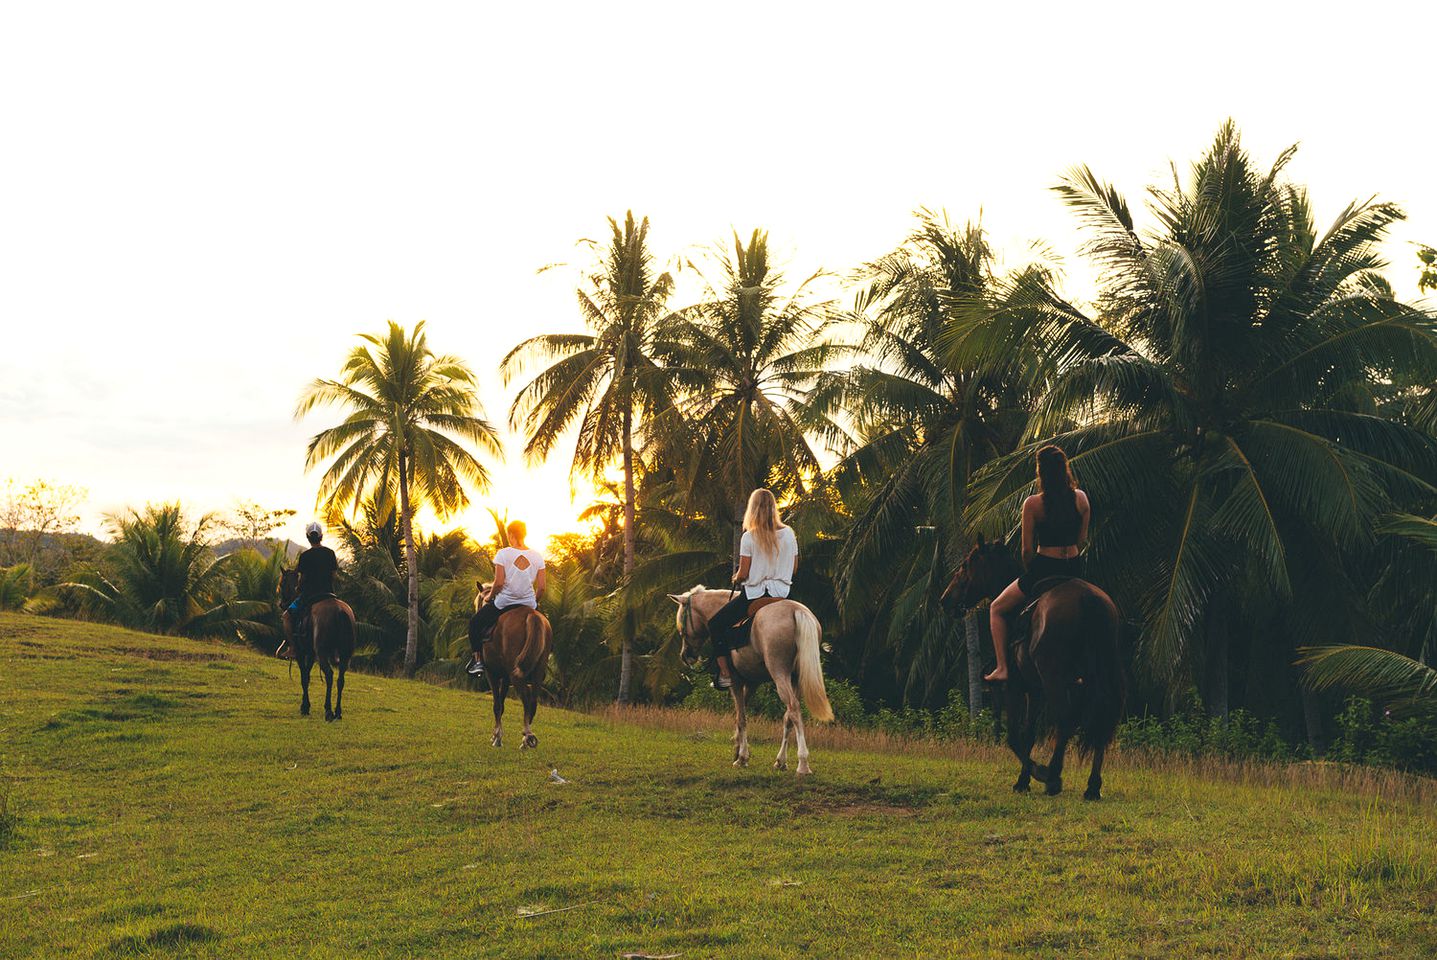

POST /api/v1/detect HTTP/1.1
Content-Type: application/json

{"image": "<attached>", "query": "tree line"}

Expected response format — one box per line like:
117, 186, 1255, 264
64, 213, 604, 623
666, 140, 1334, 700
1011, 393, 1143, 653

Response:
7, 123, 1435, 752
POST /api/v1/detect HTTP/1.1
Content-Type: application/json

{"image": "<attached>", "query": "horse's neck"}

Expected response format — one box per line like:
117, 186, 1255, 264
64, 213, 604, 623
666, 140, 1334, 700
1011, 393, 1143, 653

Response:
694, 590, 734, 625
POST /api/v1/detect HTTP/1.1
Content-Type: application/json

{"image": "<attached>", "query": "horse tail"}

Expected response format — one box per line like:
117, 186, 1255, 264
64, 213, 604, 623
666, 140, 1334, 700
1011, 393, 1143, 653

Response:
1077, 589, 1123, 756
513, 610, 544, 680
331, 604, 355, 669
793, 606, 834, 723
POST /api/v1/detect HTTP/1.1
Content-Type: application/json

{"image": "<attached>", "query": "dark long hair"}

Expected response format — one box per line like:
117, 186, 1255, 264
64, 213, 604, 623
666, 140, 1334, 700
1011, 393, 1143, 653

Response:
1036, 445, 1077, 526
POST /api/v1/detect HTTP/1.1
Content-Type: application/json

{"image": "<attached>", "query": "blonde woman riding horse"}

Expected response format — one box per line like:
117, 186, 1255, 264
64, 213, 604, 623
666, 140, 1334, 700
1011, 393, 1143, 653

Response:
670, 489, 834, 776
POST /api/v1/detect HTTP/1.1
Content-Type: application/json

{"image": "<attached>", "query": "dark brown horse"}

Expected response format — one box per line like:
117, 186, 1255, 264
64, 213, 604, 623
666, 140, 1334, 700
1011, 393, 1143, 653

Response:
468, 599, 552, 749
941, 539, 1123, 799
280, 569, 355, 721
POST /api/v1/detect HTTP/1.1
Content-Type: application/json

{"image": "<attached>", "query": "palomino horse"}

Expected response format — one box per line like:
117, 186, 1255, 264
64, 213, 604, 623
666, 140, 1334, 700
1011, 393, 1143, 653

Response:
670, 587, 834, 776
468, 593, 553, 749
941, 539, 1123, 799
279, 569, 355, 721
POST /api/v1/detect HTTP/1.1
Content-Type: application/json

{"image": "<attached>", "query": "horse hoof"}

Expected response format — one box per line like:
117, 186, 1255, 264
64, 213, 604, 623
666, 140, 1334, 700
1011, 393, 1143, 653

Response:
1013, 780, 1030, 793
1083, 788, 1101, 801
796, 766, 812, 777
732, 757, 748, 768
1045, 779, 1063, 796
774, 760, 786, 771
491, 737, 502, 748
521, 735, 538, 750
300, 705, 310, 716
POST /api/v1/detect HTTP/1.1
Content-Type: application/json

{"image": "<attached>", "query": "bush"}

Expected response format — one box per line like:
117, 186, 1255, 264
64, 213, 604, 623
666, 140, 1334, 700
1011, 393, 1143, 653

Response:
1118, 709, 1298, 763
1329, 698, 1437, 774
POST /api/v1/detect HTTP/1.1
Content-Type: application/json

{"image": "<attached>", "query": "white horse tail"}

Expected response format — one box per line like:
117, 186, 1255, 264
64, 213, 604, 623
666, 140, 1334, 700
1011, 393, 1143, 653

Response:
794, 606, 834, 722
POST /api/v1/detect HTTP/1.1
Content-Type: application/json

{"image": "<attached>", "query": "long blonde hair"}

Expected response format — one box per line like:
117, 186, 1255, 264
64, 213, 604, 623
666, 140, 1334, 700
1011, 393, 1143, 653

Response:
743, 488, 786, 559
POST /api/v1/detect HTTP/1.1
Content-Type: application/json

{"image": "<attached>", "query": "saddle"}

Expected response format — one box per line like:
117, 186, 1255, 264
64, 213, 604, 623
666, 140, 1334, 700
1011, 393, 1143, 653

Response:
727, 596, 786, 651
1018, 576, 1079, 618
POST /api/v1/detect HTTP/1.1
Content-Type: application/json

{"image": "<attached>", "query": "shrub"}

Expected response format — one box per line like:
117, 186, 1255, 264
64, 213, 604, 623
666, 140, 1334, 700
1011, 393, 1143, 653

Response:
1117, 709, 1298, 763
1329, 698, 1437, 774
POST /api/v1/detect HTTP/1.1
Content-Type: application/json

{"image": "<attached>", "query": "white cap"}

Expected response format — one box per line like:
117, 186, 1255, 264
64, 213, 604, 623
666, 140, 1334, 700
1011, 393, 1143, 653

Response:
305, 522, 323, 538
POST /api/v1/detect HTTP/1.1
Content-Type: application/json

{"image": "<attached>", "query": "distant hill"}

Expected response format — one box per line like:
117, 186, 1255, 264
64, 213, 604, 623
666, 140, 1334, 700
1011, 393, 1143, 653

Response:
213, 538, 305, 560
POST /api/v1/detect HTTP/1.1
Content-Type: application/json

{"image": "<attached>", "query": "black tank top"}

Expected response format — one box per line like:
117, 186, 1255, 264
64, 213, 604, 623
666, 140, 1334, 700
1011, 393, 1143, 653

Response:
1035, 494, 1081, 547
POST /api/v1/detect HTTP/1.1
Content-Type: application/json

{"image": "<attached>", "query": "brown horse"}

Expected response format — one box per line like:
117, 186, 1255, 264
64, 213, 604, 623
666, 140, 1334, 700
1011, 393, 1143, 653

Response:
468, 597, 552, 749
670, 586, 834, 776
941, 539, 1123, 799
279, 569, 355, 721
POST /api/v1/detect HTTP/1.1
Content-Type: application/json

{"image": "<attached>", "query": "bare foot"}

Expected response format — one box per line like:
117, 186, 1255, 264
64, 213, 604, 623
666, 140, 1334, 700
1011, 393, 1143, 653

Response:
984, 667, 1008, 682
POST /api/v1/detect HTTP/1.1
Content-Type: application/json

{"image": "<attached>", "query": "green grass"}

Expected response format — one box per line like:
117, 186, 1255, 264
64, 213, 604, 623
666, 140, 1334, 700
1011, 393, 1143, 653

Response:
2, 612, 1435, 959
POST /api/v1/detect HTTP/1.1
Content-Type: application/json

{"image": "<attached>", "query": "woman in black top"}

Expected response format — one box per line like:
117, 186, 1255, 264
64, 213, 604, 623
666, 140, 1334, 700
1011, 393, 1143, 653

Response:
984, 445, 1090, 682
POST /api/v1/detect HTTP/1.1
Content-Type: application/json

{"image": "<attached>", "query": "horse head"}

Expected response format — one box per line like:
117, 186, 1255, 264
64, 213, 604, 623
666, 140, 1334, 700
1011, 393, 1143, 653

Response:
667, 586, 708, 667
474, 580, 491, 613
280, 568, 301, 606
940, 535, 1021, 615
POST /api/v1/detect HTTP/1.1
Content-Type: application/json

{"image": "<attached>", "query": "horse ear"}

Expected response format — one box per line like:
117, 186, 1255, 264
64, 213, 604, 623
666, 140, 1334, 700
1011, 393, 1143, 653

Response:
666, 593, 684, 604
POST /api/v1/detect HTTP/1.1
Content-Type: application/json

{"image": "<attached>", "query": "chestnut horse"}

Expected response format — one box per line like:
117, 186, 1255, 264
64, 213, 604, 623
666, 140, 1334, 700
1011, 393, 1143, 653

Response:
468, 594, 553, 749
279, 569, 355, 721
670, 586, 834, 776
941, 540, 1123, 799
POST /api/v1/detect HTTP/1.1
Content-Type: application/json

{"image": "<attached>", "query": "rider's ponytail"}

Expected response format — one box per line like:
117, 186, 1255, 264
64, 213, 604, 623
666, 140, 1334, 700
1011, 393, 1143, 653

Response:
1036, 445, 1077, 526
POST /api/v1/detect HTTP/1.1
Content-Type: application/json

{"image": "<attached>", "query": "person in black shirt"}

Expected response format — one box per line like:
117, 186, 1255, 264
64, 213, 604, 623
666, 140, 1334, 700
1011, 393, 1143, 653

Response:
284, 522, 339, 641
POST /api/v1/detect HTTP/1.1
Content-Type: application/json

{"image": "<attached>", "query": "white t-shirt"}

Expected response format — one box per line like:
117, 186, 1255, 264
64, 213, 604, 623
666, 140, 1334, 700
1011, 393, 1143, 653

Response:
492, 547, 544, 608
739, 526, 798, 600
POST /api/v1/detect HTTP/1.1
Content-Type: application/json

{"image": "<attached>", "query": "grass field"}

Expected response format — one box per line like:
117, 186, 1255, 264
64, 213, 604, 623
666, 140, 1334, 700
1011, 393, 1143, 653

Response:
2, 612, 1435, 958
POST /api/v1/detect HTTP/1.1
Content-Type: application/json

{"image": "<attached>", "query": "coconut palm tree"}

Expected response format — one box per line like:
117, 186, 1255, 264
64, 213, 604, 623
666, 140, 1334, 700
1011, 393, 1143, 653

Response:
296, 320, 501, 675
661, 229, 844, 560
818, 211, 1037, 707
954, 122, 1437, 715
503, 212, 677, 703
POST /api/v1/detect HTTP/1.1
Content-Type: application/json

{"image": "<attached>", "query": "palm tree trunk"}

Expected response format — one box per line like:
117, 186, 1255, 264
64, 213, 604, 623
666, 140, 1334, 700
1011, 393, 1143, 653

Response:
399, 453, 421, 677
617, 405, 636, 704
965, 606, 985, 719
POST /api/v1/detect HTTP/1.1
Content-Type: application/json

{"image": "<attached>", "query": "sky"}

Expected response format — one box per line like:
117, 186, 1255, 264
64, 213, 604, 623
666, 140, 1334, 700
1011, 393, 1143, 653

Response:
2, 1, 1433, 549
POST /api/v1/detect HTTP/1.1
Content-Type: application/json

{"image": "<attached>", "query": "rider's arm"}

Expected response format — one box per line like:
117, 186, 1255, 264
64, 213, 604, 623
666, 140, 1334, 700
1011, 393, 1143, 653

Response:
487, 565, 506, 602
733, 555, 752, 583
1021, 495, 1037, 566
534, 567, 547, 599
1076, 489, 1091, 548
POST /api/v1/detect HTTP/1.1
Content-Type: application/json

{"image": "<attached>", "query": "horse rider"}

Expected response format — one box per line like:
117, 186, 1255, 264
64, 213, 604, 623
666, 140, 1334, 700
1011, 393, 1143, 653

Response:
705, 488, 800, 690
283, 521, 340, 645
467, 519, 546, 677
984, 445, 1090, 682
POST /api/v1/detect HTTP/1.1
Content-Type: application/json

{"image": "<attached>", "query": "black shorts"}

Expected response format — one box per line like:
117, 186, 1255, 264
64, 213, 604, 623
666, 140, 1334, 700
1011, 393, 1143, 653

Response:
1018, 554, 1082, 596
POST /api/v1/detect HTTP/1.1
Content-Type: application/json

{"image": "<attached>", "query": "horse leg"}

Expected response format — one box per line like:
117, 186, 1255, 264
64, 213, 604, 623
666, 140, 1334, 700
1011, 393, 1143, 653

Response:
1008, 688, 1038, 792
1084, 742, 1107, 801
491, 676, 508, 748
517, 680, 539, 750
771, 673, 810, 777
299, 655, 313, 716
771, 674, 792, 770
1044, 724, 1074, 796
320, 659, 335, 721
731, 682, 750, 767
333, 663, 345, 721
